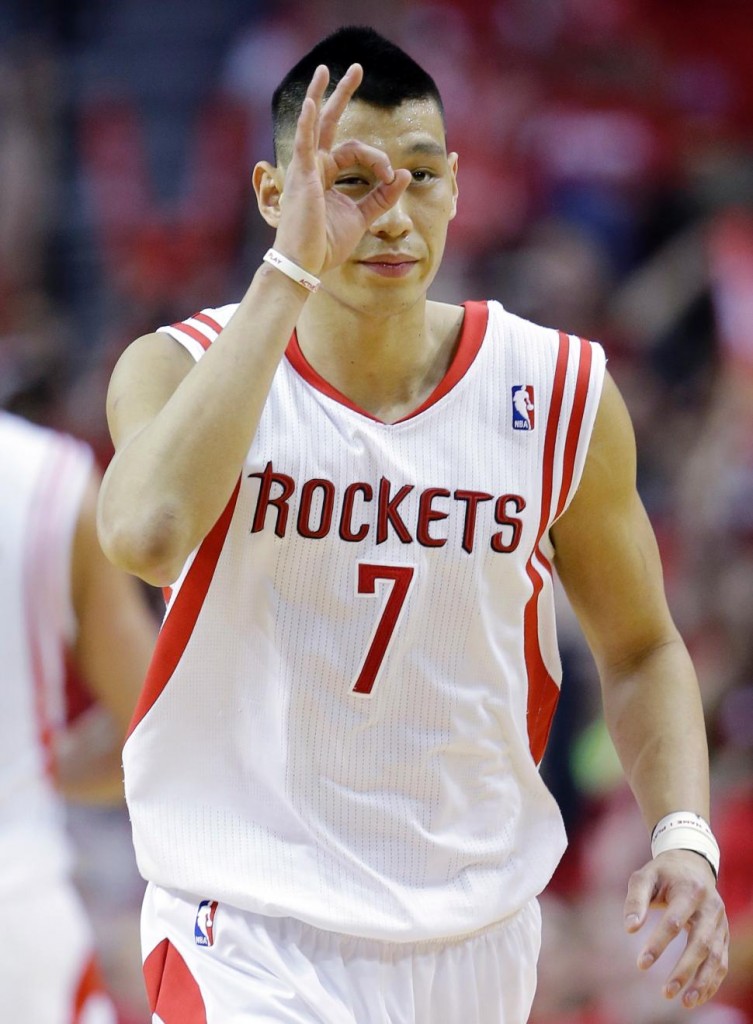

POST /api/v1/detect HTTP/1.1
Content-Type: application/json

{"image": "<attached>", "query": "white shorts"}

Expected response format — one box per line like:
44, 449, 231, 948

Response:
1, 876, 117, 1024
141, 883, 542, 1024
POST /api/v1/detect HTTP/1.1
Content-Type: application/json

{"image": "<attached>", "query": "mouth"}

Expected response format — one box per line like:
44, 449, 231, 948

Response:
357, 255, 419, 278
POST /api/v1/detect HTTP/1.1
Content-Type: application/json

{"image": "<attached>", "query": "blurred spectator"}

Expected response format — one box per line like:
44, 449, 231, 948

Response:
0, 410, 157, 1022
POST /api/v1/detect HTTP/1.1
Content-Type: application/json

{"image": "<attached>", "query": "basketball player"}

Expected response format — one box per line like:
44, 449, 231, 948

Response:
0, 410, 157, 1023
97, 27, 728, 1023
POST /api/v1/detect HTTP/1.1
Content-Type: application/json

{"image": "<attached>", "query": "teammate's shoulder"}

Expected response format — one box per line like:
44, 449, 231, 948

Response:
0, 411, 93, 467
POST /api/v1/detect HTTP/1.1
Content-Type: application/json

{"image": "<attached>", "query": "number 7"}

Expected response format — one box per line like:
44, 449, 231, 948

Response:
352, 564, 415, 696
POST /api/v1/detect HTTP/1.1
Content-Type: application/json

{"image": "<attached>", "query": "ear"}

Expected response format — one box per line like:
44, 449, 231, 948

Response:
253, 161, 286, 228
448, 152, 459, 221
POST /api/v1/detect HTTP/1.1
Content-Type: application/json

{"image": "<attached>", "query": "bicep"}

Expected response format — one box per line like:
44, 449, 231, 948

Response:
106, 331, 195, 451
551, 372, 679, 674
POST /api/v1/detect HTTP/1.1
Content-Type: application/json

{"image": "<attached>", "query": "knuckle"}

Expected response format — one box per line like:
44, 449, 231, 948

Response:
707, 945, 724, 968
687, 878, 705, 900
628, 867, 647, 887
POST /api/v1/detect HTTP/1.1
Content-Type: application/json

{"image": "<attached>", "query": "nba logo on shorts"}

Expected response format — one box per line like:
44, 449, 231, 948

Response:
194, 899, 219, 947
512, 386, 535, 431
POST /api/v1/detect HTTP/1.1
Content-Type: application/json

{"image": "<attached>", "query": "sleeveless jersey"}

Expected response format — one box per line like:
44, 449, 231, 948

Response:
0, 413, 93, 893
124, 300, 606, 940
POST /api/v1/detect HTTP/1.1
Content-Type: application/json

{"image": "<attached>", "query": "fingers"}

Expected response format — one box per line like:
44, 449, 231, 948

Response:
357, 168, 412, 226
623, 861, 655, 933
319, 64, 363, 151
330, 140, 398, 185
625, 854, 729, 1008
662, 906, 729, 1007
292, 64, 364, 173
326, 140, 412, 227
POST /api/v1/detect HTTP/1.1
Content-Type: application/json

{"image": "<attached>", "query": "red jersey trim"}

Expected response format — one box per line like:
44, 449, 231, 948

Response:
554, 337, 593, 521
524, 331, 570, 764
170, 321, 213, 350
284, 301, 490, 424
24, 437, 78, 779
127, 479, 242, 739
192, 310, 223, 335
73, 954, 109, 1022
143, 939, 207, 1023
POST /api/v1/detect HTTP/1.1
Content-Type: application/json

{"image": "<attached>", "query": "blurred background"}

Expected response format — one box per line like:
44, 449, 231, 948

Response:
1, 0, 752, 1020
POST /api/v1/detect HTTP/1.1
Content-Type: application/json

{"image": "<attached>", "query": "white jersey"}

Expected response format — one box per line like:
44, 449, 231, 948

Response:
124, 300, 606, 941
0, 412, 93, 892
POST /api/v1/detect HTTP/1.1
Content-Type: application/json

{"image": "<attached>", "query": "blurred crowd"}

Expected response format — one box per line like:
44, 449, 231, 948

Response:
1, 0, 751, 1021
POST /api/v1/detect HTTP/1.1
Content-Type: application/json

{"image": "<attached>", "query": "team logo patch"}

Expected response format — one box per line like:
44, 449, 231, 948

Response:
511, 386, 535, 430
194, 899, 219, 947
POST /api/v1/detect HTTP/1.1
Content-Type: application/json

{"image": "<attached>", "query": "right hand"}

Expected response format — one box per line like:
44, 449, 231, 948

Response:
273, 63, 412, 278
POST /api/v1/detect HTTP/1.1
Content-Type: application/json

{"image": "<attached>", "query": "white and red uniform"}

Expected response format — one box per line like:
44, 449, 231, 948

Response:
127, 301, 605, 1022
0, 412, 116, 1024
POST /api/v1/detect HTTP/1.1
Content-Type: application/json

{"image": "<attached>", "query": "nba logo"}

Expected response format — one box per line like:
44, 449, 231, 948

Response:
511, 386, 535, 430
194, 900, 218, 947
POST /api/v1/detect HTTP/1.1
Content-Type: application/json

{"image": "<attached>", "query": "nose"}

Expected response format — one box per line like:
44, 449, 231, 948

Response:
368, 194, 411, 239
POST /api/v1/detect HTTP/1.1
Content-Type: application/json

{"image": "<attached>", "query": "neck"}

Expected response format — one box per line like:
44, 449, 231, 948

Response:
295, 294, 464, 423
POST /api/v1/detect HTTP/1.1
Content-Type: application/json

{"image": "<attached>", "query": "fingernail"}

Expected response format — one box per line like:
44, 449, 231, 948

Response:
665, 981, 681, 999
625, 914, 639, 930
684, 990, 699, 1008
638, 952, 655, 969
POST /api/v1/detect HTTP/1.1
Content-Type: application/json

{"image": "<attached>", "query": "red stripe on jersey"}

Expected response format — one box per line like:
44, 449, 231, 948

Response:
192, 310, 223, 335
24, 437, 78, 778
402, 301, 489, 420
24, 455, 52, 773
127, 479, 241, 738
143, 939, 207, 1023
72, 954, 109, 1022
554, 337, 592, 521
284, 301, 489, 424
524, 331, 569, 764
171, 320, 213, 350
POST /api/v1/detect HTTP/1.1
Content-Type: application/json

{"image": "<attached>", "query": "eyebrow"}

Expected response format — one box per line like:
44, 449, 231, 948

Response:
403, 140, 447, 158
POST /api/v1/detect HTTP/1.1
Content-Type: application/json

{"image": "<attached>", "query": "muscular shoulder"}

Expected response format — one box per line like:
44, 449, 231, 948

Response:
566, 371, 637, 514
106, 331, 195, 451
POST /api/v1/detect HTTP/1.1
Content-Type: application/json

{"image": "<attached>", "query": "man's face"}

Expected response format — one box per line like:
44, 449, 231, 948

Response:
314, 97, 458, 315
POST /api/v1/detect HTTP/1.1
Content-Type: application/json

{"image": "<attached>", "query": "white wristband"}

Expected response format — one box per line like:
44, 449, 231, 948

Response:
650, 811, 720, 880
263, 248, 320, 293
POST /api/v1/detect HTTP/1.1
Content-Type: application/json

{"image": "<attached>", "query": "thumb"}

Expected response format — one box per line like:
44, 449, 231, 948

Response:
624, 862, 656, 933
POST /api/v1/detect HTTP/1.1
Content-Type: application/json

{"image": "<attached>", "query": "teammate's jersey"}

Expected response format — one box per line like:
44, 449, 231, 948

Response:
124, 300, 606, 940
0, 413, 93, 893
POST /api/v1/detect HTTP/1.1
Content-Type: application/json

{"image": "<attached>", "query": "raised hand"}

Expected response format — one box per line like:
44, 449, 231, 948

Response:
273, 63, 412, 278
624, 849, 729, 1008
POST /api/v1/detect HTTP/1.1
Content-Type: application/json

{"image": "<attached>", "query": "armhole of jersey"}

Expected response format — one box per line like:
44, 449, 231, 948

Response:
551, 336, 607, 524
23, 433, 93, 743
157, 308, 227, 361
42, 436, 94, 646
126, 477, 242, 739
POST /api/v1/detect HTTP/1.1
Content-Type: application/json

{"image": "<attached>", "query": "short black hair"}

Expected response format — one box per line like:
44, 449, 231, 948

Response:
271, 26, 445, 163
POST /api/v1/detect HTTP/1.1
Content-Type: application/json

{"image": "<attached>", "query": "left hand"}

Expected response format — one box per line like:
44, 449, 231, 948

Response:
624, 849, 729, 1008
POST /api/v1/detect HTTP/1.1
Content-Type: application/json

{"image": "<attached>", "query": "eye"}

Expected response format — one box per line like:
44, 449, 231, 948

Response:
410, 169, 437, 184
335, 175, 370, 188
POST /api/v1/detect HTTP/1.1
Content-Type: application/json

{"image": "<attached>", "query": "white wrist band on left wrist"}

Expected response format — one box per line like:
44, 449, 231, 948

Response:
650, 811, 720, 880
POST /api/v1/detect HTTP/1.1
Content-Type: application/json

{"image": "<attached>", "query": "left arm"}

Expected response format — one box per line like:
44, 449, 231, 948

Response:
551, 371, 728, 1009
58, 465, 158, 803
